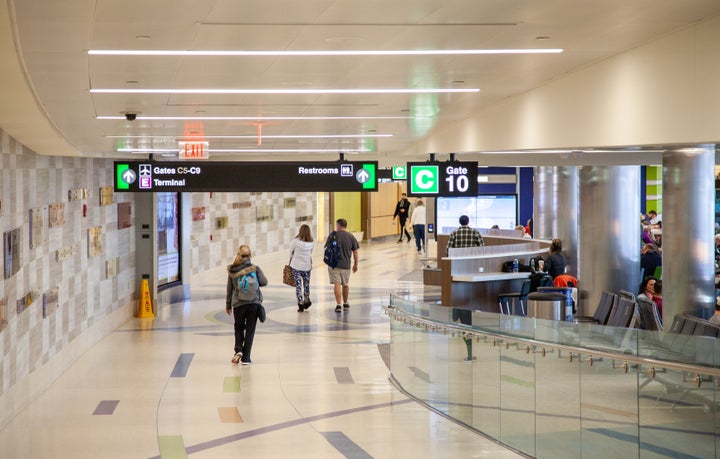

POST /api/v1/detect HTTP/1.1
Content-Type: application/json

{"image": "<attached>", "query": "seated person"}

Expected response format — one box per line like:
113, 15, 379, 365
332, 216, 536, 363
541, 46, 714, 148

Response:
648, 210, 662, 226
640, 243, 662, 278
653, 280, 663, 317
543, 239, 567, 279
638, 276, 657, 303
641, 224, 655, 246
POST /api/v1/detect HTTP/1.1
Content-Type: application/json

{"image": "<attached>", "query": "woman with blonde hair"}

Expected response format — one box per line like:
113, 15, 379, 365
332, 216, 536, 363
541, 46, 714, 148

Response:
289, 224, 315, 311
226, 245, 268, 365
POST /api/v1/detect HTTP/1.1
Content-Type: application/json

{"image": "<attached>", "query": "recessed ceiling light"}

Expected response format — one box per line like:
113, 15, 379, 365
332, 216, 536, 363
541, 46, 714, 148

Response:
90, 88, 479, 95
88, 48, 563, 56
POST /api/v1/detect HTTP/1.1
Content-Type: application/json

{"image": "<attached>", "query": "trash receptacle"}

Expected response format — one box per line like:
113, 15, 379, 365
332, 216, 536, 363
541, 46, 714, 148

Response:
526, 292, 565, 320
537, 287, 575, 321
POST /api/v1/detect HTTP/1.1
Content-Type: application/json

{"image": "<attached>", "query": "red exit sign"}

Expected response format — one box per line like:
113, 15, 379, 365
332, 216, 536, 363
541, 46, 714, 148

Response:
179, 141, 209, 159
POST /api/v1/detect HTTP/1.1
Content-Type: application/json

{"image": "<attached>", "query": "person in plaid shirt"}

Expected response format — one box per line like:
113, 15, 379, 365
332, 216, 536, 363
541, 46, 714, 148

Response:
446, 215, 484, 254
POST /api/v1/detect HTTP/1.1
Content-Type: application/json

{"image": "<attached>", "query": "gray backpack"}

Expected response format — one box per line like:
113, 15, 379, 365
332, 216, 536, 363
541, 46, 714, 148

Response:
236, 271, 259, 301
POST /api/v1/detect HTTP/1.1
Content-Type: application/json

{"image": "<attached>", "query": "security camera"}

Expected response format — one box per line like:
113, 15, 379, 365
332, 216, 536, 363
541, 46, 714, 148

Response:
125, 113, 137, 121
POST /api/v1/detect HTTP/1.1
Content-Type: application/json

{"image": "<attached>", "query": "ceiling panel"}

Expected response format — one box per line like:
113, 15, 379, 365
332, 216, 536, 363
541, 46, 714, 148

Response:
8, 0, 720, 161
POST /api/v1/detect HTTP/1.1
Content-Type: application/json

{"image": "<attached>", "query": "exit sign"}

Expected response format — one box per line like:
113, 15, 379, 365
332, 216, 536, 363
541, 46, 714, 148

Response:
179, 141, 209, 159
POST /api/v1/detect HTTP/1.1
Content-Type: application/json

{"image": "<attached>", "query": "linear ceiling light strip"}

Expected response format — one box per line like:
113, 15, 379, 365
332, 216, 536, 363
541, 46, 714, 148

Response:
88, 49, 562, 56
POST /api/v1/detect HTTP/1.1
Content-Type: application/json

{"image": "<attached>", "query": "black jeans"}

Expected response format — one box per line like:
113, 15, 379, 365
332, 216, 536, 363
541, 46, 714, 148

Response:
398, 217, 411, 240
232, 303, 260, 360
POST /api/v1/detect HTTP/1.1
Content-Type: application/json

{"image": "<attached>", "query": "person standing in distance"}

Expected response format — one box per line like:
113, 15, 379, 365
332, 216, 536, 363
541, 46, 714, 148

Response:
410, 199, 426, 253
289, 224, 315, 312
326, 218, 360, 313
446, 215, 484, 254
393, 192, 412, 243
226, 245, 268, 365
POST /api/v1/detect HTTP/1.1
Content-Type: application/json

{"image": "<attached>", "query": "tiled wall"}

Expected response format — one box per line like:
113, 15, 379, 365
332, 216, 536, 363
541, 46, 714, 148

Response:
187, 191, 316, 274
0, 129, 136, 427
0, 129, 318, 428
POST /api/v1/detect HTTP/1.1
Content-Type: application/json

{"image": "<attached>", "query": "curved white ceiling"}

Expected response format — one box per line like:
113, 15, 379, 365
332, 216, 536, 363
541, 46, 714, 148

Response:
4, 0, 720, 165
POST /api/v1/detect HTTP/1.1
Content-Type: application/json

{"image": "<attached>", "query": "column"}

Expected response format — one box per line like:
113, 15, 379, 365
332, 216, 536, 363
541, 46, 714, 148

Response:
661, 146, 715, 325
578, 166, 640, 316
533, 166, 579, 276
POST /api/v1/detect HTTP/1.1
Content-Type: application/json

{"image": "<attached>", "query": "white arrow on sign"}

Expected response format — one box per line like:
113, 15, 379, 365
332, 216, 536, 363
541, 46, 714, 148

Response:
356, 169, 370, 183
122, 169, 137, 184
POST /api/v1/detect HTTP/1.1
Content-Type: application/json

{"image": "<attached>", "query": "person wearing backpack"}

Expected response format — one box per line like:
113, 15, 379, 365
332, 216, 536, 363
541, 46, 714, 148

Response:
325, 218, 359, 313
226, 245, 268, 365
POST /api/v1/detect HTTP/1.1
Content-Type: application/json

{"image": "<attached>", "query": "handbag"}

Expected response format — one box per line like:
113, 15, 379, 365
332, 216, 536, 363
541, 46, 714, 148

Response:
258, 304, 267, 323
283, 264, 295, 287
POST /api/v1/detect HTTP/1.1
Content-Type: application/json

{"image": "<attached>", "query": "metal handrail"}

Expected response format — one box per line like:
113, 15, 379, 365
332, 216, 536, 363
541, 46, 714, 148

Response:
385, 304, 720, 379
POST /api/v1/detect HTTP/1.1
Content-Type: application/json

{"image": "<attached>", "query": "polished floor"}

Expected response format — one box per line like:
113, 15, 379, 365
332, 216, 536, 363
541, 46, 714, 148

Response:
0, 237, 522, 458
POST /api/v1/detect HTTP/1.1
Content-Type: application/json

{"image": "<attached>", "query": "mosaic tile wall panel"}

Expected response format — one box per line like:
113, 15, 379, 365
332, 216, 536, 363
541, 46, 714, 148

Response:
0, 128, 136, 398
188, 191, 316, 274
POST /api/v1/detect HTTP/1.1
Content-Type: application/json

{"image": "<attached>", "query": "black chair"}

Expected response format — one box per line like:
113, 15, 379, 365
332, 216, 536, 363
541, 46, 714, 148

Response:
593, 291, 617, 325
636, 296, 663, 331
680, 316, 698, 335
498, 279, 532, 315
692, 321, 719, 338
668, 314, 687, 333
607, 296, 637, 328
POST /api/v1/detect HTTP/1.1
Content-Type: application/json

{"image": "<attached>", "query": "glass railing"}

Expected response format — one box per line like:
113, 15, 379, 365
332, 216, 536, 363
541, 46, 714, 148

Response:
387, 295, 720, 459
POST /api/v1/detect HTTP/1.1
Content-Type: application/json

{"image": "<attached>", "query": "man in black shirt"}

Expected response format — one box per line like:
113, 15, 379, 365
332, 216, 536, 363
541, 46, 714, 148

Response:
393, 193, 412, 243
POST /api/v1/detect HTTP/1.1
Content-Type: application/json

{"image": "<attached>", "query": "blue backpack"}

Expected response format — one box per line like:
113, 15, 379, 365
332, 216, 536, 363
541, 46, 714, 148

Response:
323, 231, 341, 268
236, 270, 260, 301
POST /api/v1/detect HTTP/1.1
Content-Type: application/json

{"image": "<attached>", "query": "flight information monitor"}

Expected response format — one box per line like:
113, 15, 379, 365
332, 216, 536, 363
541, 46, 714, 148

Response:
436, 195, 518, 233
114, 161, 378, 192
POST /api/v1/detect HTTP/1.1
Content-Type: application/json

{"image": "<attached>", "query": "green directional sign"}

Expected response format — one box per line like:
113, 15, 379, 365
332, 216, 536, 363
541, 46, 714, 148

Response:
116, 163, 131, 190
359, 163, 376, 189
392, 166, 406, 180
410, 164, 439, 194
407, 161, 478, 197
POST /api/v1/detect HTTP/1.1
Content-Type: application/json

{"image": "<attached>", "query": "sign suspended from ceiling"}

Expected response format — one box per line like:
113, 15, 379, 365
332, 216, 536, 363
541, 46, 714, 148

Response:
114, 161, 378, 193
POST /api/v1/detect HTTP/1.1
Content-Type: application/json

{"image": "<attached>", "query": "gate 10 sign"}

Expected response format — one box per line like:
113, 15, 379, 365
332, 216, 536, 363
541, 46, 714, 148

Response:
407, 161, 478, 197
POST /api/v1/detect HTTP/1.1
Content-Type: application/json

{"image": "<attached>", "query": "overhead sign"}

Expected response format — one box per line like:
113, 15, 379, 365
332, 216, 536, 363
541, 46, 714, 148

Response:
407, 161, 478, 197
178, 141, 209, 159
114, 161, 378, 192
392, 166, 407, 180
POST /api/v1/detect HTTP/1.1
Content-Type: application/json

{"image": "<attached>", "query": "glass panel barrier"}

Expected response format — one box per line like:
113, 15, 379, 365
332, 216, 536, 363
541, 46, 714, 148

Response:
499, 327, 536, 456
637, 330, 718, 458
471, 312, 501, 438
386, 295, 720, 458
534, 318, 581, 459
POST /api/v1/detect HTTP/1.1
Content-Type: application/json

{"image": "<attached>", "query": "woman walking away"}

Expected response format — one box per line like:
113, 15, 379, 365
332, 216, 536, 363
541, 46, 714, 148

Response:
226, 245, 268, 365
410, 199, 426, 253
289, 224, 315, 312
